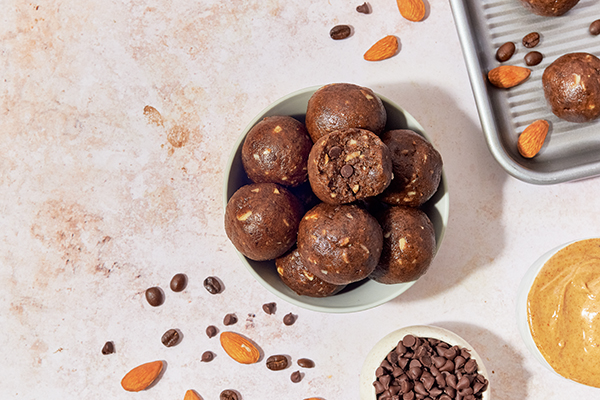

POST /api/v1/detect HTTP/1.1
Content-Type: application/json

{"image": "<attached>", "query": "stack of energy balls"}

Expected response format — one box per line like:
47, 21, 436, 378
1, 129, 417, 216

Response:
225, 83, 443, 297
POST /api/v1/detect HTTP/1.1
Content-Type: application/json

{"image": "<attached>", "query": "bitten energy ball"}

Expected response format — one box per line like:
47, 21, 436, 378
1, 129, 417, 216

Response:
276, 248, 346, 297
225, 183, 303, 261
519, 0, 579, 16
308, 128, 393, 205
379, 129, 443, 207
297, 203, 383, 285
305, 83, 387, 143
542, 52, 600, 123
370, 206, 436, 284
241, 116, 313, 187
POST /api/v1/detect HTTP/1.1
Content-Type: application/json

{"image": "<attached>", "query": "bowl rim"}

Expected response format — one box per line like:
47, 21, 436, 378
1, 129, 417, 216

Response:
359, 325, 491, 400
222, 85, 450, 313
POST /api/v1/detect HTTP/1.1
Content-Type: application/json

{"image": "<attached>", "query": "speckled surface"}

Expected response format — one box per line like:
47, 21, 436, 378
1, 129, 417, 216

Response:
3, 0, 600, 399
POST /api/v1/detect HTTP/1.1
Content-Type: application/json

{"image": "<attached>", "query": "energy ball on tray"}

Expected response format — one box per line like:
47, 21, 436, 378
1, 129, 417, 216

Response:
519, 0, 579, 16
276, 248, 346, 297
379, 129, 443, 207
241, 115, 313, 187
305, 83, 387, 143
225, 183, 303, 261
307, 128, 393, 205
297, 203, 383, 285
542, 52, 600, 123
370, 206, 436, 284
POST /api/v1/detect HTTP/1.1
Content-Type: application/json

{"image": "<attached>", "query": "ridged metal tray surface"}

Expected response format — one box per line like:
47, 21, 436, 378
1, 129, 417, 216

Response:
450, 0, 600, 184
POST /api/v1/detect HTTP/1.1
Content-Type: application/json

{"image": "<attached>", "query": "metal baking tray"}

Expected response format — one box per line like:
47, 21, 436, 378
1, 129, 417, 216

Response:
450, 0, 600, 184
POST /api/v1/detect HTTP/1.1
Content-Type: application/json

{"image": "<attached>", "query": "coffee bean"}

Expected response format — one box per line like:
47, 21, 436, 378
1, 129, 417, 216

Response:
297, 358, 315, 368
356, 2, 371, 14
283, 312, 296, 326
262, 302, 277, 315
591, 19, 600, 35
206, 325, 218, 338
495, 41, 515, 62
524, 51, 543, 66
330, 25, 351, 40
290, 370, 302, 383
220, 389, 239, 400
223, 313, 238, 326
161, 328, 181, 347
522, 31, 540, 48
340, 164, 354, 178
328, 146, 342, 158
145, 286, 164, 307
266, 355, 289, 371
101, 341, 114, 355
201, 351, 214, 362
170, 273, 187, 292
203, 276, 222, 294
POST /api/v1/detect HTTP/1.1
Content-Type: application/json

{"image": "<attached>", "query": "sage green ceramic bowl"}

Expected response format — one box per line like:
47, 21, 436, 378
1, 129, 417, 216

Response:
223, 86, 449, 313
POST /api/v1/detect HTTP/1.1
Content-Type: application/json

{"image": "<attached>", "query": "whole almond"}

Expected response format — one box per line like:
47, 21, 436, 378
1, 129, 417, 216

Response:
488, 65, 531, 88
518, 120, 549, 158
121, 360, 164, 392
220, 331, 261, 364
364, 35, 399, 62
184, 389, 203, 400
397, 0, 426, 22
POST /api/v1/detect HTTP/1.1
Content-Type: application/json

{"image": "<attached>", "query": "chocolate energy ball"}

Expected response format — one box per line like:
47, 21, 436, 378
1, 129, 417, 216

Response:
305, 83, 387, 143
370, 206, 436, 284
542, 52, 600, 123
276, 248, 346, 297
241, 116, 313, 187
379, 129, 443, 208
519, 0, 579, 16
225, 183, 303, 261
307, 128, 393, 205
297, 203, 383, 285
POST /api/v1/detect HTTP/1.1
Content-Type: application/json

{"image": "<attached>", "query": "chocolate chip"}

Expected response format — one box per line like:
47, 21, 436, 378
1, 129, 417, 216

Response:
266, 355, 289, 371
220, 390, 239, 400
170, 273, 187, 292
456, 375, 471, 391
201, 351, 214, 362
297, 358, 315, 368
145, 286, 164, 307
524, 51, 543, 66
206, 325, 218, 338
328, 146, 342, 158
203, 276, 222, 294
223, 313, 238, 326
101, 341, 114, 355
290, 370, 302, 383
464, 358, 478, 374
591, 19, 600, 35
495, 41, 515, 62
522, 31, 540, 48
356, 2, 371, 14
330, 25, 351, 40
402, 334, 416, 348
283, 312, 296, 326
262, 302, 277, 314
161, 329, 181, 347
340, 164, 354, 178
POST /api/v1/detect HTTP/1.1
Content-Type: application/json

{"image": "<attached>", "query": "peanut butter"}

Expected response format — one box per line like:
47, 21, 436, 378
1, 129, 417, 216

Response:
527, 239, 600, 387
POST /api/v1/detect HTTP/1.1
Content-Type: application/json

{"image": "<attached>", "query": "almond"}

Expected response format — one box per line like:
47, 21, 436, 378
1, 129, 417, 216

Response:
121, 360, 163, 392
518, 119, 549, 158
364, 35, 399, 62
397, 0, 426, 22
488, 65, 531, 88
184, 389, 203, 400
220, 331, 261, 364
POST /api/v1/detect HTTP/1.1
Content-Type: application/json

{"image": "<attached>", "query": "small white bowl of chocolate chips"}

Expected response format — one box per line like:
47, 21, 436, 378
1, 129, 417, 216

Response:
360, 325, 490, 400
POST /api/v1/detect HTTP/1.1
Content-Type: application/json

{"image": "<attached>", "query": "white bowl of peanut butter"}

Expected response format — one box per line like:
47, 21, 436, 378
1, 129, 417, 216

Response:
517, 238, 600, 388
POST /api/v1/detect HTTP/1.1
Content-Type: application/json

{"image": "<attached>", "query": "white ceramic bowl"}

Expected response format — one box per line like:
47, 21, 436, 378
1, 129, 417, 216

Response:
360, 325, 491, 400
223, 86, 449, 313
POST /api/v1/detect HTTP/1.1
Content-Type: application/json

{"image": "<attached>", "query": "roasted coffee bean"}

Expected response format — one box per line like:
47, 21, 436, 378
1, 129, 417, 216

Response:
223, 313, 238, 326
591, 19, 600, 35
161, 329, 181, 347
262, 302, 276, 315
201, 351, 214, 362
330, 25, 351, 40
522, 31, 540, 48
101, 341, 114, 355
340, 164, 354, 178
203, 276, 222, 294
297, 358, 315, 368
290, 370, 302, 383
283, 312, 296, 326
524, 51, 543, 66
145, 286, 164, 307
495, 41, 515, 62
220, 389, 239, 400
356, 2, 371, 14
206, 325, 218, 338
170, 273, 187, 292
266, 355, 289, 371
